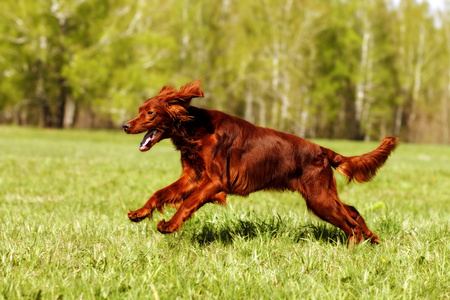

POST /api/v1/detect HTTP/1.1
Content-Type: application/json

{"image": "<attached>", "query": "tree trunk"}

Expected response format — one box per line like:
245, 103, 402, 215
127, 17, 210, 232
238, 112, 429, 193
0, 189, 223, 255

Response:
443, 68, 450, 143
179, 0, 190, 64
299, 96, 310, 137
38, 97, 52, 128
55, 75, 68, 128
271, 46, 280, 129
363, 45, 374, 141
63, 96, 76, 128
51, 1, 71, 128
35, 62, 52, 128
258, 98, 267, 128
355, 30, 370, 124
394, 105, 403, 137
244, 85, 254, 124
407, 26, 425, 142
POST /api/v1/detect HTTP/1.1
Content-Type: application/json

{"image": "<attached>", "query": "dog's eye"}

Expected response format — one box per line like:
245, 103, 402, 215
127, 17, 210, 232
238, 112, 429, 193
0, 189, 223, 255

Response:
147, 111, 153, 115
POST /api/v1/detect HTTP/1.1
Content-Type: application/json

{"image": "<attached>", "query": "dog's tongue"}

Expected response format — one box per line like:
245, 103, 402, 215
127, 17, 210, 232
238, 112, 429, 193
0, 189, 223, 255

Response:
139, 130, 157, 151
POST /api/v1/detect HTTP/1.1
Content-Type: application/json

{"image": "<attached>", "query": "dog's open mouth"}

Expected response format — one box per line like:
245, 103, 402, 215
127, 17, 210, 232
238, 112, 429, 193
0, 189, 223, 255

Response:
139, 129, 160, 152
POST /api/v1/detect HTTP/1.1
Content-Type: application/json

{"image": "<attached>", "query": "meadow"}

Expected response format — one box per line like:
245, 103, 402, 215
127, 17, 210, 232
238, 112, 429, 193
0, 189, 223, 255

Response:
0, 126, 449, 299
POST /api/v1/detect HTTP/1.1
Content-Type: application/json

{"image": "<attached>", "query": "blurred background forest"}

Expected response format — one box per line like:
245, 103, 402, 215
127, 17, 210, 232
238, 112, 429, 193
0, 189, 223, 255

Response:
0, 0, 449, 143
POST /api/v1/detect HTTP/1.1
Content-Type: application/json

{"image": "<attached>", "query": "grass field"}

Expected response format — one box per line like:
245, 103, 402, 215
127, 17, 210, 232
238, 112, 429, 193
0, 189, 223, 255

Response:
0, 126, 449, 299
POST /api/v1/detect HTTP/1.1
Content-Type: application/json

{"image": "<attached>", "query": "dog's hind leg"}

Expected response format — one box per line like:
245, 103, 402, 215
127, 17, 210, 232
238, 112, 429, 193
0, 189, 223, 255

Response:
300, 167, 365, 247
343, 204, 379, 244
306, 195, 365, 247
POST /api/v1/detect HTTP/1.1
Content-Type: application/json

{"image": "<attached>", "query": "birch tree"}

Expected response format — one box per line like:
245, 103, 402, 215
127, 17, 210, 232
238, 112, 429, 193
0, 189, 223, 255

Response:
0, 0, 448, 143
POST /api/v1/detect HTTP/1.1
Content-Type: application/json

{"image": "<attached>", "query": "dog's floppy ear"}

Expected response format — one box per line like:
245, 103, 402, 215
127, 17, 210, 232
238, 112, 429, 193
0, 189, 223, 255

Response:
178, 79, 204, 99
158, 85, 175, 95
170, 80, 204, 107
165, 80, 203, 123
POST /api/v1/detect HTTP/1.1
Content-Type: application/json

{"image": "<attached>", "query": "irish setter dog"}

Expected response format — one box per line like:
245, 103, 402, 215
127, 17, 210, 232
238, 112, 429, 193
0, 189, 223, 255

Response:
123, 80, 398, 246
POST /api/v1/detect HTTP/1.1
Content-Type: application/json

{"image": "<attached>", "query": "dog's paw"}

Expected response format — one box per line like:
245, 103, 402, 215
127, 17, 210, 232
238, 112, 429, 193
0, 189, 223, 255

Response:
127, 210, 148, 223
157, 219, 176, 234
369, 233, 380, 245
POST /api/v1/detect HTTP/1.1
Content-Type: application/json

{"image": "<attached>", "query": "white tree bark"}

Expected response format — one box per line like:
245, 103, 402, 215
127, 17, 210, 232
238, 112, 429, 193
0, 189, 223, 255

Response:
355, 30, 371, 123
407, 25, 425, 141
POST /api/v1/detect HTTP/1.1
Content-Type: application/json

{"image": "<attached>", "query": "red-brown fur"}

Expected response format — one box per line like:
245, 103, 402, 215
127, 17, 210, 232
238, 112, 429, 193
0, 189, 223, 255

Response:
123, 80, 398, 246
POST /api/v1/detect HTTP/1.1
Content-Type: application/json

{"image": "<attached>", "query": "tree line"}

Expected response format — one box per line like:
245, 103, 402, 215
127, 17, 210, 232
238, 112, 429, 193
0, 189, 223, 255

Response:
0, 0, 449, 143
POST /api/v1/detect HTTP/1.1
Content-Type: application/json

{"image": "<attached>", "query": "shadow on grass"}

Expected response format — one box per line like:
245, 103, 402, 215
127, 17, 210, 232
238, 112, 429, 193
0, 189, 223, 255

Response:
189, 215, 348, 246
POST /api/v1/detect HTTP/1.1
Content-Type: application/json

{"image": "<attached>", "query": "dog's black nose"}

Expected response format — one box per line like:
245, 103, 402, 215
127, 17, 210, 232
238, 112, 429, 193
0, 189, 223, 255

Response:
123, 123, 131, 132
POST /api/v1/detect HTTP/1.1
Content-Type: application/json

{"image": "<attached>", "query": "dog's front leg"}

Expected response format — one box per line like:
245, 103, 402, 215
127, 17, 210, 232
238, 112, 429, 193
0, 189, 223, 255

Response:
127, 175, 198, 222
157, 180, 225, 233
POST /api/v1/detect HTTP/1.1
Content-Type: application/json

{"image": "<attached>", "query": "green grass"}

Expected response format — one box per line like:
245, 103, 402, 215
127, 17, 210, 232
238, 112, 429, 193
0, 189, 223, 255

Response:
0, 126, 449, 299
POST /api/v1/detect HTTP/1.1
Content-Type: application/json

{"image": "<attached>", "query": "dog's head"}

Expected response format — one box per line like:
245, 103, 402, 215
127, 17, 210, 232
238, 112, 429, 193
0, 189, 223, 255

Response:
123, 80, 204, 152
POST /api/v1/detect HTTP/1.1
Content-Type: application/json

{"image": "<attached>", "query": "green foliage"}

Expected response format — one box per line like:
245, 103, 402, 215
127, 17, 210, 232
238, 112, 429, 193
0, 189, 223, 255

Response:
0, 0, 449, 142
0, 127, 449, 299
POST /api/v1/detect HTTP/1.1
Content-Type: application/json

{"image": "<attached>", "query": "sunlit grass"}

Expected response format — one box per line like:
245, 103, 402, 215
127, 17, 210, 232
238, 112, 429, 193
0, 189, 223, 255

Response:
0, 126, 449, 299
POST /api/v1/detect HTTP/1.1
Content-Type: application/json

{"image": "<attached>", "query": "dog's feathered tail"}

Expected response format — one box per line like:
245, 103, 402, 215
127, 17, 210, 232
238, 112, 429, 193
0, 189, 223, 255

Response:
321, 137, 399, 183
